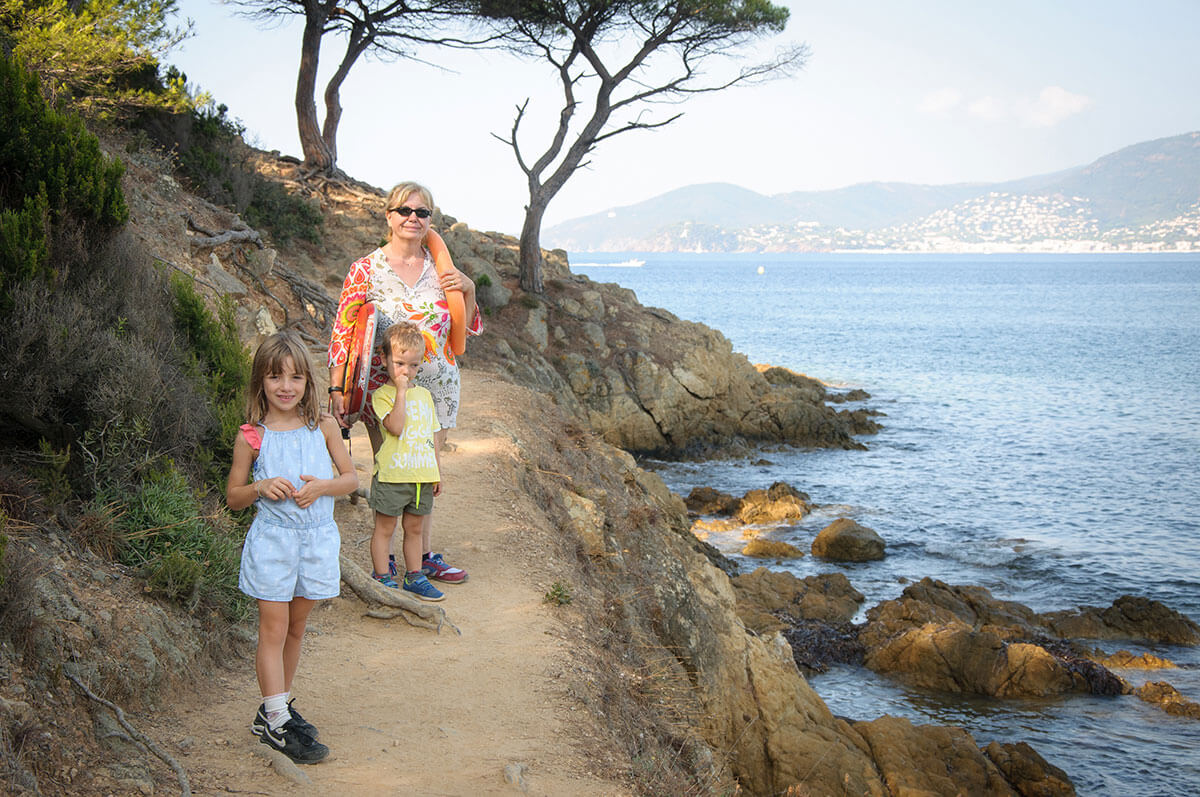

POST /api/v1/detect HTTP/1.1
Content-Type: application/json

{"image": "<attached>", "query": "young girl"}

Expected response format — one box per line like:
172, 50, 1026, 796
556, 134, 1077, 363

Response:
226, 331, 358, 764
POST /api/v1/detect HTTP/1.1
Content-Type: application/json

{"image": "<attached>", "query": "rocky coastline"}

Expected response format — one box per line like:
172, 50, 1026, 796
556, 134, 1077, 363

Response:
5, 146, 1197, 795
193, 156, 1200, 792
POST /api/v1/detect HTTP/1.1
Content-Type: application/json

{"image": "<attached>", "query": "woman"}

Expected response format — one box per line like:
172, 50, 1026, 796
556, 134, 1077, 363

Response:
328, 182, 481, 583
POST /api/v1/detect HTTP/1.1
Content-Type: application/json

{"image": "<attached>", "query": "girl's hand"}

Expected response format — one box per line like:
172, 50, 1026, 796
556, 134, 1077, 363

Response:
257, 476, 296, 501
293, 475, 326, 508
432, 480, 442, 497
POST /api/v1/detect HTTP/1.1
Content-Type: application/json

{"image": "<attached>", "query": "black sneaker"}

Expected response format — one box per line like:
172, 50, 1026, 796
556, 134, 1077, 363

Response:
258, 718, 329, 764
251, 704, 268, 737
286, 699, 319, 740
252, 702, 319, 741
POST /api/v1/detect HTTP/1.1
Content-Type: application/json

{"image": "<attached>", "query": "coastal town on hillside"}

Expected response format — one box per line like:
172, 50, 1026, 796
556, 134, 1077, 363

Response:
670, 193, 1200, 254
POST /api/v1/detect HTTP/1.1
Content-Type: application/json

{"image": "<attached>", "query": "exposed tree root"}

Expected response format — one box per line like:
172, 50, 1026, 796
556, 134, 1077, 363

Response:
339, 554, 460, 635
187, 227, 264, 249
65, 672, 192, 797
250, 744, 312, 786
274, 263, 337, 332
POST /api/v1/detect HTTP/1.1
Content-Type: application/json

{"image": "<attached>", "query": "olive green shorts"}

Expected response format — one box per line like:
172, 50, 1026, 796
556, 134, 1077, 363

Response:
368, 474, 434, 517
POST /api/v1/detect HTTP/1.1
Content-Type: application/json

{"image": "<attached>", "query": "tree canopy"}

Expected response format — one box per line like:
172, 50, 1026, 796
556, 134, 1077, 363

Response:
231, 0, 499, 174
0, 0, 191, 117
480, 0, 806, 291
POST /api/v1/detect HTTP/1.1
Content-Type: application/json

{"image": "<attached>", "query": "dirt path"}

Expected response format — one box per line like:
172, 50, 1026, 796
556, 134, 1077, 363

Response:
143, 372, 630, 796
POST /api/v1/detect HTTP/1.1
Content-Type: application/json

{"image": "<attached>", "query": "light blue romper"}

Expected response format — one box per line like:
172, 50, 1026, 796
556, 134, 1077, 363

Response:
238, 423, 341, 602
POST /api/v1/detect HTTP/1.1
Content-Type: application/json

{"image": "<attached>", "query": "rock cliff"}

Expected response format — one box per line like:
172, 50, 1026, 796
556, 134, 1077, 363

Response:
478, 378, 1076, 795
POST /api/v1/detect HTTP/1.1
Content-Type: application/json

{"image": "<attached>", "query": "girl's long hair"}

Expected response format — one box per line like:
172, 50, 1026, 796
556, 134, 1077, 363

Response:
245, 331, 321, 429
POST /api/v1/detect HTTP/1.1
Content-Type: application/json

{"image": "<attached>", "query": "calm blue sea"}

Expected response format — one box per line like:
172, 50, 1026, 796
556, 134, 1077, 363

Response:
572, 252, 1200, 797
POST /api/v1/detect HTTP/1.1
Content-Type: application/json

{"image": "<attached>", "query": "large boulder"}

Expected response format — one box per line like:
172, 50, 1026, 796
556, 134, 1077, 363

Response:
684, 486, 740, 515
812, 518, 886, 561
862, 578, 1200, 647
741, 538, 805, 559
853, 716, 1021, 796
1041, 595, 1200, 645
863, 622, 1094, 697
737, 482, 811, 525
983, 741, 1077, 796
1135, 681, 1200, 719
859, 580, 1140, 698
733, 568, 864, 633
891, 578, 1042, 636
685, 482, 810, 525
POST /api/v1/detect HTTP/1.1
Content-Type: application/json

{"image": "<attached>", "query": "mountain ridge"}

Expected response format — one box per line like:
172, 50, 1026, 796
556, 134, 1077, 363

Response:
547, 131, 1200, 252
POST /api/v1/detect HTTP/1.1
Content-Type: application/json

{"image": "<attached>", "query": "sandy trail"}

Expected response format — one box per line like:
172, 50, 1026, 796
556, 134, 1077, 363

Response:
142, 373, 629, 796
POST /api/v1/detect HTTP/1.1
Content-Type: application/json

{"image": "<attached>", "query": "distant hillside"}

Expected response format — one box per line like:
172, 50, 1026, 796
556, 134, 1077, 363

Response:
546, 131, 1200, 252
543, 182, 796, 251
772, 182, 988, 229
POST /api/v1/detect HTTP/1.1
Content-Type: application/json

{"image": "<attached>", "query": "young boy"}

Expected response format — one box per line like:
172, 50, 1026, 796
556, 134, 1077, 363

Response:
368, 323, 445, 601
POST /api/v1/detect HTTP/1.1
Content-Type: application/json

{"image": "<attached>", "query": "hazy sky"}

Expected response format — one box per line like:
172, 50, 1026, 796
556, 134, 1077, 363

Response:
169, 0, 1200, 235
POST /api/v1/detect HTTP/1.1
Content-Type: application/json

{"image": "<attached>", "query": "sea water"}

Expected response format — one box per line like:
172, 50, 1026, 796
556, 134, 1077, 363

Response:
572, 253, 1200, 796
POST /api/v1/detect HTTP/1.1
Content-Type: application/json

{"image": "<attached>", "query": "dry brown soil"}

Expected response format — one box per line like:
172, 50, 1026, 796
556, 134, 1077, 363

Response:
141, 372, 631, 796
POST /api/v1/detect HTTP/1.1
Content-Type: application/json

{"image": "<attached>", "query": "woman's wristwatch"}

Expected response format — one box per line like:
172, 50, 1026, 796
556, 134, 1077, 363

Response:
328, 386, 344, 394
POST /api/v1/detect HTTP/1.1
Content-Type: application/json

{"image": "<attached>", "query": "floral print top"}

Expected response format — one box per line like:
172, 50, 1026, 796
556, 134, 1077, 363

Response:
328, 247, 482, 428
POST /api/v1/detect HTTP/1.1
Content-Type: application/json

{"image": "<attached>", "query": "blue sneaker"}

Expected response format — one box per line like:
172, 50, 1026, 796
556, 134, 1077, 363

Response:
402, 572, 445, 602
372, 572, 399, 589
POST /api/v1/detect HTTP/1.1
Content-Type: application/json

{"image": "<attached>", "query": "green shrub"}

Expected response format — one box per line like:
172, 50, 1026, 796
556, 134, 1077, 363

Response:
243, 178, 323, 245
144, 101, 323, 246
475, 273, 493, 288
32, 440, 71, 507
166, 101, 253, 206
0, 55, 128, 306
544, 580, 573, 606
102, 462, 247, 620
0, 51, 252, 625
169, 271, 250, 492
0, 532, 40, 651
0, 235, 213, 485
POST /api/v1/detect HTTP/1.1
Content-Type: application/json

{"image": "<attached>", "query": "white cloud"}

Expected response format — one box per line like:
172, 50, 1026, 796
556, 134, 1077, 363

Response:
930, 86, 1092, 128
967, 96, 1007, 122
1017, 86, 1093, 127
918, 88, 962, 114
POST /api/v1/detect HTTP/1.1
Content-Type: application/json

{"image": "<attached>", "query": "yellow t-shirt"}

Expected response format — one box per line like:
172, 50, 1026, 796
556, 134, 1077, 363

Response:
371, 383, 441, 483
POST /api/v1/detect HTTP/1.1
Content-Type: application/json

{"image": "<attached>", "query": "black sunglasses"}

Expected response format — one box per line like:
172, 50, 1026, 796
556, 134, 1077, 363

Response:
388, 206, 432, 219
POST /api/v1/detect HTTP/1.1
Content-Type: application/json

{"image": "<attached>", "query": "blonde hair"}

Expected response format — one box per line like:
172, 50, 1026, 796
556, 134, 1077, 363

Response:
246, 331, 321, 429
381, 321, 424, 359
383, 182, 435, 243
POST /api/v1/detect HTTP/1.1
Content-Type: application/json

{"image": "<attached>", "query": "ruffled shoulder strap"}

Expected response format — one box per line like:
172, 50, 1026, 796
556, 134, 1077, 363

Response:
239, 423, 262, 451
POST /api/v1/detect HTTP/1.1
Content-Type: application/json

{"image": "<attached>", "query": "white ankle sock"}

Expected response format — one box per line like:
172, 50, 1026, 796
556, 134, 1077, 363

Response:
263, 692, 290, 730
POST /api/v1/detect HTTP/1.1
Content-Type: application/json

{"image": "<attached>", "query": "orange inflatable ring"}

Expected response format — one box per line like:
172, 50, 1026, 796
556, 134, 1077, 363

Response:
341, 301, 378, 423
425, 229, 467, 356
